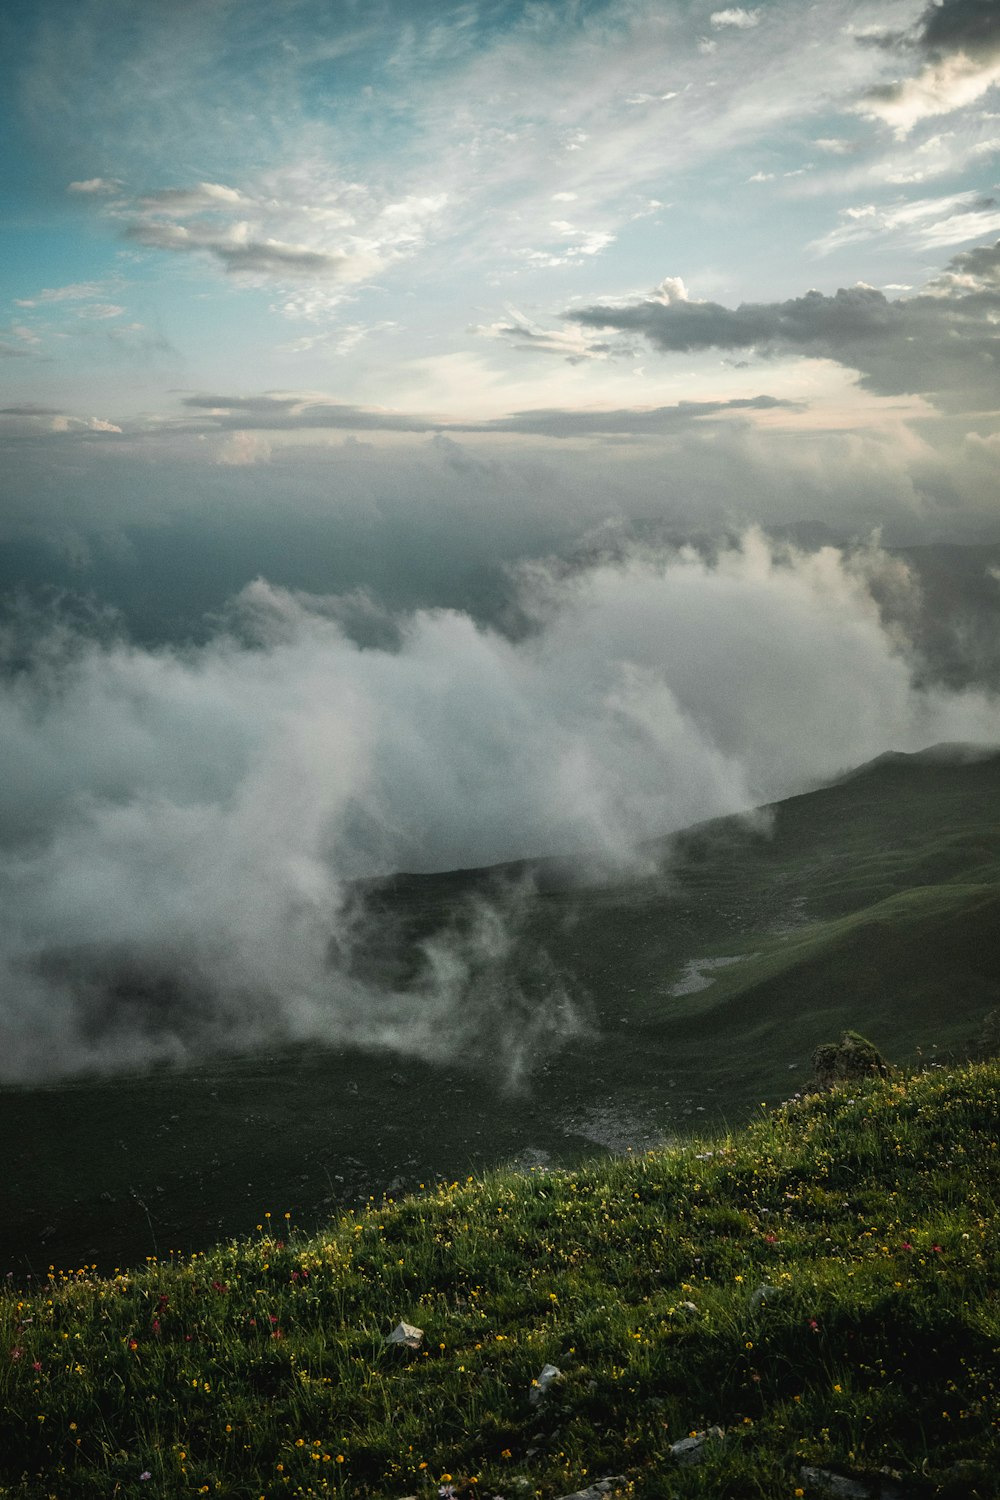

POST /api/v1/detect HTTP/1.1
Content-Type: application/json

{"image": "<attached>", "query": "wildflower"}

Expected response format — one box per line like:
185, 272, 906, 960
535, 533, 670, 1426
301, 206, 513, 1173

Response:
140, 1473, 152, 1482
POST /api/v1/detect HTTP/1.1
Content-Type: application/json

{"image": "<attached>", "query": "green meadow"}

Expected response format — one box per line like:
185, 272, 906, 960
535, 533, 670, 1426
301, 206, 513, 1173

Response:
2, 1059, 998, 1498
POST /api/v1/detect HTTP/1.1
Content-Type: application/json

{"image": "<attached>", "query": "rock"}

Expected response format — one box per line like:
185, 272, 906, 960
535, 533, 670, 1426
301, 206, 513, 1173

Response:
553, 1476, 628, 1500
678, 1300, 699, 1315
529, 1363, 562, 1405
799, 1466, 872, 1498
386, 1321, 423, 1349
669, 1426, 724, 1465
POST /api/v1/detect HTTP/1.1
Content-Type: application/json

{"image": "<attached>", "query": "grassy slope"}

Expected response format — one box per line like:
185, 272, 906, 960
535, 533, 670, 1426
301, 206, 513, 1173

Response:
1, 1061, 998, 1499
2, 748, 1000, 1275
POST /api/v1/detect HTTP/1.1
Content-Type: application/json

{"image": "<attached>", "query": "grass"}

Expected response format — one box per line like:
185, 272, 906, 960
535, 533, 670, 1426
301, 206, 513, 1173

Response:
2, 1059, 999, 1499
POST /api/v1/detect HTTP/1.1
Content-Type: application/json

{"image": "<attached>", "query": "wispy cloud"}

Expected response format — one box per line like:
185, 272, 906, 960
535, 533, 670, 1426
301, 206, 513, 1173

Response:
15, 280, 119, 307
119, 173, 447, 311
811, 189, 1000, 253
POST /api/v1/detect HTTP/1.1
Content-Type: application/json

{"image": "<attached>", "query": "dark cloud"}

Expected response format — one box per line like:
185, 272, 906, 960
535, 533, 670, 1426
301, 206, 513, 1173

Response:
567, 245, 1000, 407
125, 222, 369, 279
854, 0, 1000, 59
180, 394, 435, 432
572, 285, 902, 353
939, 239, 1000, 285
480, 395, 800, 437
918, 0, 1000, 61
175, 393, 797, 440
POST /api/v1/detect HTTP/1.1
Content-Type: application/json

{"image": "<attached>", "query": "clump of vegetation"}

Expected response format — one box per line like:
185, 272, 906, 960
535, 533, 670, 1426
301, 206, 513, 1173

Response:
1, 1061, 999, 1499
810, 1030, 892, 1091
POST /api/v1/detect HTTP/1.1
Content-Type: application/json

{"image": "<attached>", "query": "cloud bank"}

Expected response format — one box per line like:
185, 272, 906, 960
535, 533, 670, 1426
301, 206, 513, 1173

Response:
568, 241, 1000, 407
0, 533, 996, 1084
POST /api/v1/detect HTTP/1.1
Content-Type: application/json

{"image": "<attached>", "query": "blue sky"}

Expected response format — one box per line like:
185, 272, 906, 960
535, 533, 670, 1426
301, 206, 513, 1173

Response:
2, 0, 999, 449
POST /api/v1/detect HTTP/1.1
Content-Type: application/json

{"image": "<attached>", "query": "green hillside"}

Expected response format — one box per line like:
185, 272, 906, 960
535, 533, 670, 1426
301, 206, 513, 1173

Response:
2, 1061, 998, 1499
2, 746, 999, 1275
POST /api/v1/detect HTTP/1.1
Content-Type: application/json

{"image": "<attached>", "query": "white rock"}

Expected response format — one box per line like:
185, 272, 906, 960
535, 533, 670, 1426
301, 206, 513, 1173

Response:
529, 1362, 562, 1404
387, 1321, 423, 1349
669, 1426, 724, 1465
554, 1477, 627, 1500
799, 1466, 871, 1498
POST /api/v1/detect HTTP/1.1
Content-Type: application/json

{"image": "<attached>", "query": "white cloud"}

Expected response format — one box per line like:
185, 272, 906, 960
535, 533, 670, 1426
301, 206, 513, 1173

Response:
138, 182, 250, 213
67, 177, 120, 194
859, 53, 1000, 138
651, 276, 692, 304
14, 281, 112, 307
811, 189, 1000, 254
710, 8, 761, 30
75, 303, 125, 320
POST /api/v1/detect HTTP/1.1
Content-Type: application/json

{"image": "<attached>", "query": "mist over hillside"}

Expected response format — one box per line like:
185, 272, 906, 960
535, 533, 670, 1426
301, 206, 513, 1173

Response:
1, 528, 999, 1085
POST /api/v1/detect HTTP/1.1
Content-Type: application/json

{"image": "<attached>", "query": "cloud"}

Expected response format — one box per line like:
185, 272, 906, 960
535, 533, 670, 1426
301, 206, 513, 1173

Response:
934, 236, 1000, 285
137, 182, 250, 213
126, 220, 380, 281
473, 309, 618, 362
14, 281, 114, 307
477, 395, 799, 437
0, 532, 995, 1083
0, 405, 123, 436
710, 8, 761, 29
860, 52, 1000, 136
810, 190, 1000, 254
169, 390, 797, 441
567, 242, 1000, 407
120, 173, 446, 304
918, 0, 1000, 63
0, 325, 42, 359
75, 303, 125, 320
858, 0, 1000, 135
180, 393, 437, 433
67, 177, 120, 194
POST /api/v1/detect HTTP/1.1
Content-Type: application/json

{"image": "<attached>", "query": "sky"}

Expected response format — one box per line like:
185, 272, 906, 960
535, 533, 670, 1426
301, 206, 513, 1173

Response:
2, 0, 1000, 1078
2, 0, 999, 522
